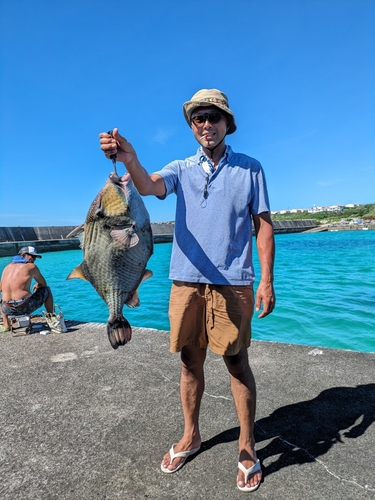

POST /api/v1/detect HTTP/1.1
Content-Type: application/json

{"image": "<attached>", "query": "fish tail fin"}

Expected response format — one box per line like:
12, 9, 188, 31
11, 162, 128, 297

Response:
107, 316, 132, 350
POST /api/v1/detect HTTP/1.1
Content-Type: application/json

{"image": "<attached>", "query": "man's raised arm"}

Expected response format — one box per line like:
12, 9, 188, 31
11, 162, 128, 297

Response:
99, 128, 166, 197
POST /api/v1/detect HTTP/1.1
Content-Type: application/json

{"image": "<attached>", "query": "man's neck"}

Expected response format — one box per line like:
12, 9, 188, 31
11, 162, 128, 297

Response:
202, 142, 226, 168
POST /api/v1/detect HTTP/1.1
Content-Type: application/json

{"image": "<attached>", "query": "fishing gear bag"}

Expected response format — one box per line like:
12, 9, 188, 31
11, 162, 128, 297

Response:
42, 305, 68, 334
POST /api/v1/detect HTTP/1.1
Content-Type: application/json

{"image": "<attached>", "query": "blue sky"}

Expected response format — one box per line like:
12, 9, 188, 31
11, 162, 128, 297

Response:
1, 0, 374, 226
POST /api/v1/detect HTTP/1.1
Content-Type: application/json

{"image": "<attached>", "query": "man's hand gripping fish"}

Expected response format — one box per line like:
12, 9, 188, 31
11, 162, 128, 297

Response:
66, 144, 153, 349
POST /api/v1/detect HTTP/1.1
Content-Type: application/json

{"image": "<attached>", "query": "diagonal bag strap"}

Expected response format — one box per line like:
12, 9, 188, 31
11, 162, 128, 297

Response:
54, 304, 63, 315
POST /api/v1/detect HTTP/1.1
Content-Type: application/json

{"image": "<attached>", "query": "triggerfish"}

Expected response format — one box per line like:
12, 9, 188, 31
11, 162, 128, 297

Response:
67, 172, 153, 349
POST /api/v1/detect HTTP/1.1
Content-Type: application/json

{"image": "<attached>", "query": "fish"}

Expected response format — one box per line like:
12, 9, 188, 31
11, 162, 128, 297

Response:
66, 171, 153, 349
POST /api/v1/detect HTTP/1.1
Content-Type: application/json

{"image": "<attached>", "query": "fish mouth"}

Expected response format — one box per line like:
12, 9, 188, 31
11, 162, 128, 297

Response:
109, 171, 132, 189
109, 172, 126, 185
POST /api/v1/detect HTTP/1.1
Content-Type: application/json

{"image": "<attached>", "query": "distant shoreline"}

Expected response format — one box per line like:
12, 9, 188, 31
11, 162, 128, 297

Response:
321, 222, 375, 232
0, 221, 373, 258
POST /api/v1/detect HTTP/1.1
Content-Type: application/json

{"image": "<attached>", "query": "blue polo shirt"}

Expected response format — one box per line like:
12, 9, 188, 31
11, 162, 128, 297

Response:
154, 146, 270, 285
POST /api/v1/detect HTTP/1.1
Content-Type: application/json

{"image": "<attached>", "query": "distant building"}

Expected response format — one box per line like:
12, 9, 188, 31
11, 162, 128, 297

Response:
327, 205, 344, 212
290, 208, 308, 213
274, 203, 363, 215
308, 205, 324, 213
308, 204, 344, 213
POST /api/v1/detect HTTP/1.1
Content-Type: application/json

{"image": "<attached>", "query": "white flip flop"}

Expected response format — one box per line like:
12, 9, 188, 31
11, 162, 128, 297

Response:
237, 459, 262, 492
161, 443, 201, 473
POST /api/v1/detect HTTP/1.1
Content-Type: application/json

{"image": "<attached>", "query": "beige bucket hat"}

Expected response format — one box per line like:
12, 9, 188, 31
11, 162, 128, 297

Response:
183, 88, 237, 134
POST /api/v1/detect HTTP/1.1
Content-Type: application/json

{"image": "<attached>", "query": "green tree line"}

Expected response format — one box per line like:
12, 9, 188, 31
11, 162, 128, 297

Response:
271, 203, 375, 223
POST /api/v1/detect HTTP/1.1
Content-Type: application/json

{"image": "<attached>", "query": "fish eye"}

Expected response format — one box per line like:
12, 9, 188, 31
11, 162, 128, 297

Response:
95, 209, 105, 218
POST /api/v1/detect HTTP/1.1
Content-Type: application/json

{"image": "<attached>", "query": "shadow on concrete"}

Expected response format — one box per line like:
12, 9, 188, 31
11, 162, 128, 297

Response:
64, 319, 89, 332
193, 384, 375, 476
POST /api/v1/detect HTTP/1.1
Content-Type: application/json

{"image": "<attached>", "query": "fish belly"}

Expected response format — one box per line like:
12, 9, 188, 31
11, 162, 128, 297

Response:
84, 221, 152, 322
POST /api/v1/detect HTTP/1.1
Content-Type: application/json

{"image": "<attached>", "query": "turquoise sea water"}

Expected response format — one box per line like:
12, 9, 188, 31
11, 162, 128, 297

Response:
1, 230, 374, 352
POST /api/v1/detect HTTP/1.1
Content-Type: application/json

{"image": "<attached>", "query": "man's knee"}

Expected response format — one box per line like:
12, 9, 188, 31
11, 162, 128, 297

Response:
180, 346, 206, 371
32, 285, 51, 310
40, 286, 51, 300
223, 348, 250, 375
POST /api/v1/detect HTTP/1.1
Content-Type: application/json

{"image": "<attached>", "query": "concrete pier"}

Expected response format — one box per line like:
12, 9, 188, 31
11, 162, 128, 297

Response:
1, 322, 374, 499
0, 221, 317, 257
0, 224, 175, 257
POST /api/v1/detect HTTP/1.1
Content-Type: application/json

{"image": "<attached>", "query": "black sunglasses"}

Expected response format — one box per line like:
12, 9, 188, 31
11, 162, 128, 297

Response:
191, 112, 223, 126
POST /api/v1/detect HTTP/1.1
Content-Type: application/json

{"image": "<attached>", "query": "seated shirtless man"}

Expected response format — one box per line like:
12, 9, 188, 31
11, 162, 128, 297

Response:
0, 246, 54, 331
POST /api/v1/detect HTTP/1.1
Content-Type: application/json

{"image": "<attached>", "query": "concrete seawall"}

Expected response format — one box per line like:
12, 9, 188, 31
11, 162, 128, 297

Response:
271, 219, 317, 233
0, 221, 316, 257
0, 239, 81, 258
0, 223, 175, 257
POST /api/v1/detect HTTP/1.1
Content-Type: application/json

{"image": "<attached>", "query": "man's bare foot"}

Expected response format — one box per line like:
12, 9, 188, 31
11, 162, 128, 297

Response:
237, 450, 262, 490
161, 438, 201, 473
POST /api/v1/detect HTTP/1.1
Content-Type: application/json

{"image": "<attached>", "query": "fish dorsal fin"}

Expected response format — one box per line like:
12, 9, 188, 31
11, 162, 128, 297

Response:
66, 223, 85, 239
66, 224, 85, 249
126, 290, 140, 308
142, 269, 153, 282
110, 227, 139, 248
86, 193, 102, 222
66, 263, 88, 281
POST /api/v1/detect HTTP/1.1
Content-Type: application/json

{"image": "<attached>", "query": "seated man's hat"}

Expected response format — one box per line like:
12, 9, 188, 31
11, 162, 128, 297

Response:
19, 246, 42, 258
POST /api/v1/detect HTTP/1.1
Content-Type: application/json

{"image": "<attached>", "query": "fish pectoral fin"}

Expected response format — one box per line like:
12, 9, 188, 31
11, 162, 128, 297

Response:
110, 227, 139, 249
66, 263, 88, 281
142, 269, 153, 282
126, 290, 140, 308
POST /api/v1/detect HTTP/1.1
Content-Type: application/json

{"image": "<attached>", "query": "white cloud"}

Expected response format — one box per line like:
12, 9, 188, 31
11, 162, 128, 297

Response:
152, 127, 176, 145
316, 178, 346, 187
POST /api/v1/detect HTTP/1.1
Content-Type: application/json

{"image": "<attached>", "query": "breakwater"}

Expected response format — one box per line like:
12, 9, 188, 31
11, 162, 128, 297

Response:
0, 220, 316, 257
271, 219, 317, 233
0, 223, 175, 257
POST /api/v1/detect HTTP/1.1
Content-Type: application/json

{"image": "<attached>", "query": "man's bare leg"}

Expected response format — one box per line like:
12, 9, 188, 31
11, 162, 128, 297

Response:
1, 312, 10, 330
223, 348, 262, 489
44, 287, 54, 313
161, 345, 206, 472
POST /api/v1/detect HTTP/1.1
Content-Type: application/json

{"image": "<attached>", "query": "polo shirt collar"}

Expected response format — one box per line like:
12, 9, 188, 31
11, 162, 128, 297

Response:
196, 145, 232, 166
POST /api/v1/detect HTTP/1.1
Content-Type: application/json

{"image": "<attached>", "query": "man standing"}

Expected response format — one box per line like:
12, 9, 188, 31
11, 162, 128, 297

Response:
1, 246, 54, 331
100, 89, 275, 492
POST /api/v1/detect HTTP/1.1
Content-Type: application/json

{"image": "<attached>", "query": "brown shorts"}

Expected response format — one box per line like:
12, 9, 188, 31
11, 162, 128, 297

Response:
168, 281, 254, 356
